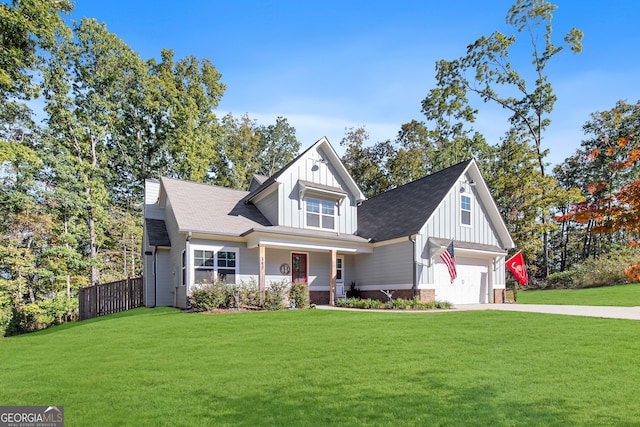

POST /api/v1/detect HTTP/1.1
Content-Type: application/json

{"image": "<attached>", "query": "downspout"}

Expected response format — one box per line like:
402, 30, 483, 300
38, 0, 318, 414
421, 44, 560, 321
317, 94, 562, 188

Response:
152, 246, 158, 308
185, 232, 192, 309
409, 235, 417, 299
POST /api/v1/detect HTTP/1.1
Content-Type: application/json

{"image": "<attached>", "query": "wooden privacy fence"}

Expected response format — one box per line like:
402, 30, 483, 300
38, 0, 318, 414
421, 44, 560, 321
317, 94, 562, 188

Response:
79, 276, 144, 320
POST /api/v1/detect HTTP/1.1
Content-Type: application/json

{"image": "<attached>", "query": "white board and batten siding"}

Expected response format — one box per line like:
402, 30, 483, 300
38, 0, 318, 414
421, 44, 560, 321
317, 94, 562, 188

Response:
276, 146, 359, 234
417, 178, 508, 303
420, 178, 501, 247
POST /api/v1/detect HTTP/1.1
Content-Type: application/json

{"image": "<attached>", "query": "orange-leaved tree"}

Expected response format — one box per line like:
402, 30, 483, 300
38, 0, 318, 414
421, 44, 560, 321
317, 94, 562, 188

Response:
559, 134, 640, 280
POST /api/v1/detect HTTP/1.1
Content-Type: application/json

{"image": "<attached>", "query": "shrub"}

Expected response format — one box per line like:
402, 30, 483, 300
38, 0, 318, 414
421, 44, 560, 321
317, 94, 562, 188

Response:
346, 282, 361, 298
544, 253, 637, 289
544, 270, 577, 289
334, 297, 453, 310
289, 282, 309, 308
236, 279, 260, 308
0, 305, 12, 338
264, 279, 290, 310
390, 298, 413, 309
189, 280, 234, 311
39, 293, 78, 323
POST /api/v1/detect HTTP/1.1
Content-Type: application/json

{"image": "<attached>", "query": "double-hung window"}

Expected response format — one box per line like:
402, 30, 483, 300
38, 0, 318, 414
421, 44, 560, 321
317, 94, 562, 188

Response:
305, 197, 335, 230
461, 194, 472, 226
216, 250, 237, 283
193, 249, 238, 285
194, 250, 215, 284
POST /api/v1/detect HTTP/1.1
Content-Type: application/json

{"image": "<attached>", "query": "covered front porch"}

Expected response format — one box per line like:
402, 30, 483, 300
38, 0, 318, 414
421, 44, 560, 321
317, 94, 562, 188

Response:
242, 226, 372, 305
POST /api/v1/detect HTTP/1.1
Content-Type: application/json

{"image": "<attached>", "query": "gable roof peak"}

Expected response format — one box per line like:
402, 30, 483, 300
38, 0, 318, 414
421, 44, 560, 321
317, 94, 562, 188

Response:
246, 136, 365, 203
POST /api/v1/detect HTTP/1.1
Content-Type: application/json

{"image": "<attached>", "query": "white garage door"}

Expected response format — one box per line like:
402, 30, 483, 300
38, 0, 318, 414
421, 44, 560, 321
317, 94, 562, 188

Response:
434, 257, 489, 304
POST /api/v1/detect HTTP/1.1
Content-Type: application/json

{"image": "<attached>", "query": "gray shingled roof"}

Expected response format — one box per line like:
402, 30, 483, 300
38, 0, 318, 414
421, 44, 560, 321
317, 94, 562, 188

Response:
161, 177, 271, 236
145, 218, 171, 247
357, 160, 472, 242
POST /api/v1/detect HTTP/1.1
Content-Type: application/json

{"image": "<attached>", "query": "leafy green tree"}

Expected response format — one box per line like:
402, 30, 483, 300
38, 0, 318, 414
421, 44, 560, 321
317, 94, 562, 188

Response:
340, 127, 393, 197
255, 116, 300, 177
556, 101, 640, 279
42, 18, 140, 286
216, 114, 300, 190
0, 0, 72, 165
485, 131, 582, 276
553, 101, 640, 266
420, 0, 583, 277
216, 114, 262, 189
150, 49, 226, 183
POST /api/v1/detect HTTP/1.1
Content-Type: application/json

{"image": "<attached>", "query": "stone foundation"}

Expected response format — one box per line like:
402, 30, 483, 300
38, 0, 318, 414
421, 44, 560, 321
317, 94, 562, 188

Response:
493, 288, 506, 304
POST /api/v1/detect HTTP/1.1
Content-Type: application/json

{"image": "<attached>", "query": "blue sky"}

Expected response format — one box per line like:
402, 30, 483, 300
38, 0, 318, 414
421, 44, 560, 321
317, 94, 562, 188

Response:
69, 1, 640, 167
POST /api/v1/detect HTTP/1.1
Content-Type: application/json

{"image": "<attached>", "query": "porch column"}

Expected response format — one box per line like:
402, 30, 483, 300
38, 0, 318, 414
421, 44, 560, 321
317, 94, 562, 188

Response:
259, 244, 266, 306
329, 249, 337, 306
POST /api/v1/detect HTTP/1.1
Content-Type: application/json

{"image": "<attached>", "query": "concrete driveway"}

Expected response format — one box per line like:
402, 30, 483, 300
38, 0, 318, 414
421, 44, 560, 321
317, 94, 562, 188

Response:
320, 303, 640, 320
454, 303, 640, 320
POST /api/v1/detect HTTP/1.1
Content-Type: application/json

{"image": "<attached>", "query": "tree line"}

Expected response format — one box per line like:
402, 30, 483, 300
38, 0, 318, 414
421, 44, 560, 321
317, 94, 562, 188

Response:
0, 1, 300, 334
1, 0, 638, 334
338, 0, 638, 284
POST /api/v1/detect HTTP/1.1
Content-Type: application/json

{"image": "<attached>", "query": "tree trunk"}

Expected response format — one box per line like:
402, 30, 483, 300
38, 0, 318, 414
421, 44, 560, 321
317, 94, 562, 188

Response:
88, 203, 98, 286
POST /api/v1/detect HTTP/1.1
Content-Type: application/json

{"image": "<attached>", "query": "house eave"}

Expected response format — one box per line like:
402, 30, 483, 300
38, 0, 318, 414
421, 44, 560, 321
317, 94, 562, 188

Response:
242, 227, 373, 253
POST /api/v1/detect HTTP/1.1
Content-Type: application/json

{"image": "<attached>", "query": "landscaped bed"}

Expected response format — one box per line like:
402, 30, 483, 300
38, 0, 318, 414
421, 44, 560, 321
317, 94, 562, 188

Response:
335, 297, 453, 310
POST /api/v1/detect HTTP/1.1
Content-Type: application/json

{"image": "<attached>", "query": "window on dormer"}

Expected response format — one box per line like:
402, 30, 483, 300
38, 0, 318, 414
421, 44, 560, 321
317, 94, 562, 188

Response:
305, 197, 335, 230
461, 194, 471, 226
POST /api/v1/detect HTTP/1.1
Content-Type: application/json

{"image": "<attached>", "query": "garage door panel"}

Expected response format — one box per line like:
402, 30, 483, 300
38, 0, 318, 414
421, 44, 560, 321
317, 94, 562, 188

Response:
434, 257, 488, 304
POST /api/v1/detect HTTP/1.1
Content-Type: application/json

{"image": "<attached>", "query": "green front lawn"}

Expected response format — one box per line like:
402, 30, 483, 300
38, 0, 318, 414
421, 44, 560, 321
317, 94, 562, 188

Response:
1, 307, 640, 426
517, 283, 640, 306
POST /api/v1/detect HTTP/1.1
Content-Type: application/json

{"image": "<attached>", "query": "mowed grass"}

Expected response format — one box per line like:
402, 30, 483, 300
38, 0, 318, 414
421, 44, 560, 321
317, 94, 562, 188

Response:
518, 283, 640, 306
2, 308, 640, 426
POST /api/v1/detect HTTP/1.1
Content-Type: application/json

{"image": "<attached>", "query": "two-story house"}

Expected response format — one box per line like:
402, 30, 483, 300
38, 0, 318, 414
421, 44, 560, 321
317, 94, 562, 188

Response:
143, 137, 514, 307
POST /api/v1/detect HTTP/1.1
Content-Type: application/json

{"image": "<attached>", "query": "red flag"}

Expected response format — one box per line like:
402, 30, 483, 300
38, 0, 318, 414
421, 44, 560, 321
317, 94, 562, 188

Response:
506, 251, 529, 285
440, 241, 457, 283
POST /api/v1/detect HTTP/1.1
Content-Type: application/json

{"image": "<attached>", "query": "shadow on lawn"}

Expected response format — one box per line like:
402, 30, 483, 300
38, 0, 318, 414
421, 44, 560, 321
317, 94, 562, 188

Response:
181, 374, 608, 426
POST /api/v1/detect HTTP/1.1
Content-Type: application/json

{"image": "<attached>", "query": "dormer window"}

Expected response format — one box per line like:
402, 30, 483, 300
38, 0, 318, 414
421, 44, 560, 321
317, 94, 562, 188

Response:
305, 197, 335, 230
461, 194, 472, 226
298, 180, 346, 231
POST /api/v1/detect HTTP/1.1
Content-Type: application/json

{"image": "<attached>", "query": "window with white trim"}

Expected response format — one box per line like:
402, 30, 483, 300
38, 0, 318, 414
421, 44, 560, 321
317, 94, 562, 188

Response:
336, 257, 343, 283
461, 194, 471, 226
181, 250, 186, 286
305, 197, 335, 230
194, 250, 215, 284
192, 248, 238, 285
216, 250, 237, 284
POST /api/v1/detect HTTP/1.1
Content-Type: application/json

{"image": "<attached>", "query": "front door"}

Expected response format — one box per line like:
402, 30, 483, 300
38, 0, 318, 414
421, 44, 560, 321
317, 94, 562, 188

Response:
292, 253, 308, 284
